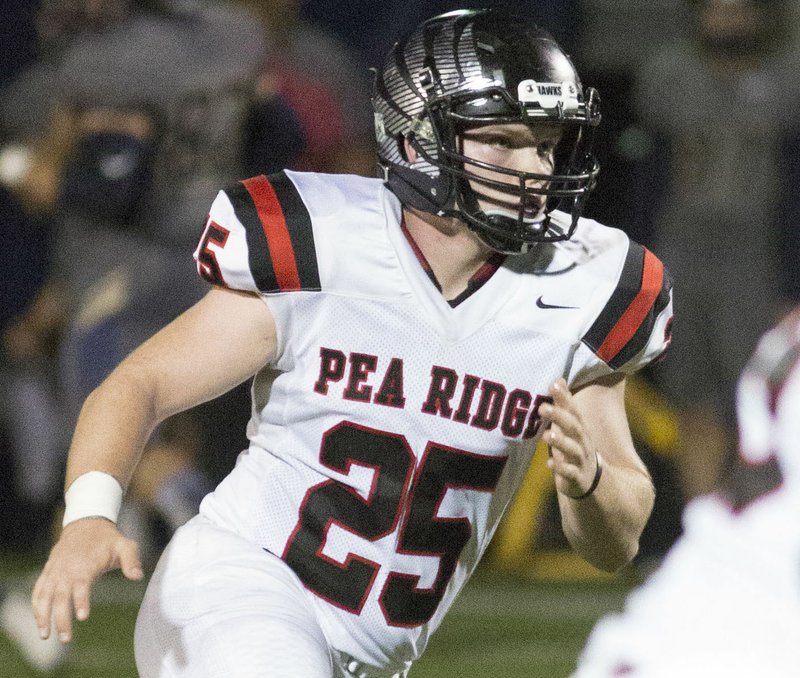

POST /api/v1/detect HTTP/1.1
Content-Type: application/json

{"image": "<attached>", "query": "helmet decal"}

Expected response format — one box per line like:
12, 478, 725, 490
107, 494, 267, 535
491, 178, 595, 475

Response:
517, 80, 581, 116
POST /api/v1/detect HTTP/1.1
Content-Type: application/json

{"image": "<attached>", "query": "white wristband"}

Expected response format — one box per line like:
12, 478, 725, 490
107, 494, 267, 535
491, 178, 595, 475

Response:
62, 471, 124, 527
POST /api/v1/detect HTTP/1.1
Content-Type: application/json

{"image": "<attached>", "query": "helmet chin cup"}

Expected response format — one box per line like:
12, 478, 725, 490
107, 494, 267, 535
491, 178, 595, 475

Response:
473, 211, 548, 255
483, 209, 546, 228
462, 197, 561, 255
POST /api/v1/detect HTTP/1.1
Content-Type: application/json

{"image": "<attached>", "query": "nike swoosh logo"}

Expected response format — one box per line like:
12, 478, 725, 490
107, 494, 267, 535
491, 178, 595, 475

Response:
536, 296, 579, 310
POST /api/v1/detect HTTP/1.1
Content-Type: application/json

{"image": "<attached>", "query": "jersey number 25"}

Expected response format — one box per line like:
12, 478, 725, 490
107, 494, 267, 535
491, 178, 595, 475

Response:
283, 421, 507, 627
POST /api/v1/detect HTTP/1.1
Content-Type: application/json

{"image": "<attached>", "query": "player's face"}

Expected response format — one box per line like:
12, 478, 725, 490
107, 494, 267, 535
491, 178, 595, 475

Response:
460, 122, 562, 221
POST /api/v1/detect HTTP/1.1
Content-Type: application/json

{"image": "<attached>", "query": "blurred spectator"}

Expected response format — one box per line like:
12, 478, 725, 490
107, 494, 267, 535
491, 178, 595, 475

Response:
238, 0, 583, 179
0, 0, 38, 88
572, 1, 691, 244
0, 183, 65, 672
577, 0, 687, 76
0, 0, 270, 556
301, 0, 581, 68
0, 179, 60, 549
236, 0, 377, 177
629, 0, 800, 500
0, 187, 51, 340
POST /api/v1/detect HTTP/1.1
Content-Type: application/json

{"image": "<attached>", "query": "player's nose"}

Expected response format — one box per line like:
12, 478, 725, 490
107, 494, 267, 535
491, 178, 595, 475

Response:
516, 147, 552, 185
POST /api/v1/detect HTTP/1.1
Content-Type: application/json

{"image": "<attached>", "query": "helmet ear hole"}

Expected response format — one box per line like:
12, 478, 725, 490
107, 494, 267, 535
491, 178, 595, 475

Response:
396, 134, 411, 162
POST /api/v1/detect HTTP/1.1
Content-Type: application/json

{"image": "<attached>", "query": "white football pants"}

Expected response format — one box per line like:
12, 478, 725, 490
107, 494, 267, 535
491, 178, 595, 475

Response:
135, 515, 363, 677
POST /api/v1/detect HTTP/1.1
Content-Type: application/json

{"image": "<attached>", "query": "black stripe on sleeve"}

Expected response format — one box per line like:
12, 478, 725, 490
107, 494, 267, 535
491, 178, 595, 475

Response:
582, 241, 646, 355
225, 181, 277, 292
609, 265, 673, 369
267, 172, 321, 291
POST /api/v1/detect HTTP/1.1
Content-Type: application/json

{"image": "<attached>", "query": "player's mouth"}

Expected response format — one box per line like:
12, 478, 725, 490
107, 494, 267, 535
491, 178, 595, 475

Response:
523, 203, 545, 220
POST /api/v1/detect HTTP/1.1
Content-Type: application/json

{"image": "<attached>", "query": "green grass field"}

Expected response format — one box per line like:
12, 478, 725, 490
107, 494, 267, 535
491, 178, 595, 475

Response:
1, 559, 633, 678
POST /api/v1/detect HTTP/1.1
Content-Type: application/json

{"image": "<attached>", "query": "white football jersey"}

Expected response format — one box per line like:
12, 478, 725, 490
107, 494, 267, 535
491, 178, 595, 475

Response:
573, 310, 800, 678
682, 305, 800, 582
192, 171, 672, 673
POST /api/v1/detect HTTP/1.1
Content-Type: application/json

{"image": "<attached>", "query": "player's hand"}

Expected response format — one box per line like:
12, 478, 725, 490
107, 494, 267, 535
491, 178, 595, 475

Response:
32, 519, 143, 644
540, 378, 598, 499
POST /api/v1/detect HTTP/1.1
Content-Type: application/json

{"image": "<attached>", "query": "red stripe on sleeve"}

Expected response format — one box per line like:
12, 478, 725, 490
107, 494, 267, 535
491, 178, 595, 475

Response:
242, 175, 302, 291
596, 248, 664, 365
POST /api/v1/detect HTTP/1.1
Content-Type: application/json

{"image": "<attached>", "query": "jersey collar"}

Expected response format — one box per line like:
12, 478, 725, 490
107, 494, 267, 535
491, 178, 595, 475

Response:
399, 218, 506, 308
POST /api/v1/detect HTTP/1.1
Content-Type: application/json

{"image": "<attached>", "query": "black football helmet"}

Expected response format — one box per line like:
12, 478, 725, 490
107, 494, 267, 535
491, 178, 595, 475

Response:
372, 8, 601, 254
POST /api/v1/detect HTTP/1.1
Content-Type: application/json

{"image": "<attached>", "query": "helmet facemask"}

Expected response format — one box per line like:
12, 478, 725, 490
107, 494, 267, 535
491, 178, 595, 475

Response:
405, 85, 601, 254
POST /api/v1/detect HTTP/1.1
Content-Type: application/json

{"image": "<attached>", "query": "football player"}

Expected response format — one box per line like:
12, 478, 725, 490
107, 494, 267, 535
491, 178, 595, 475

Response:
573, 307, 800, 677
32, 9, 673, 677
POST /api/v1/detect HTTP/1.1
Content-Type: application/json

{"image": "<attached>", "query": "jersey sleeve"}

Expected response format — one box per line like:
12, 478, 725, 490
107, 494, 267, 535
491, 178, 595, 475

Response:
568, 240, 673, 388
760, 309, 800, 469
193, 171, 321, 294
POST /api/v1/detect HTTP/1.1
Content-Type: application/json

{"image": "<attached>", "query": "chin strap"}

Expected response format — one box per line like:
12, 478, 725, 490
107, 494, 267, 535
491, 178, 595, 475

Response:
383, 163, 457, 216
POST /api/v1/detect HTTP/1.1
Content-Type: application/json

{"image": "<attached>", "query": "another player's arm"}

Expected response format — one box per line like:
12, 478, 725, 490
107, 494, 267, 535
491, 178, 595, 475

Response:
32, 287, 277, 642
540, 374, 655, 572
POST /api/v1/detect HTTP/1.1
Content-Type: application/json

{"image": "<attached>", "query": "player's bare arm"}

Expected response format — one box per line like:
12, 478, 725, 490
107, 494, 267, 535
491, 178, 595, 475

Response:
541, 374, 654, 572
32, 287, 277, 643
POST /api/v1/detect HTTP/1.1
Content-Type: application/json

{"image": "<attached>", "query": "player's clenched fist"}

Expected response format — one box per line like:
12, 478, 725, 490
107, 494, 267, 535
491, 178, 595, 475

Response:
539, 379, 600, 499
32, 519, 143, 644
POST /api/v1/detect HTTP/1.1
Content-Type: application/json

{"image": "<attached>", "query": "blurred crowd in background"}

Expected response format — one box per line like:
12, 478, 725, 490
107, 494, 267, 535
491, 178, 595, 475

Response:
1, 0, 799, 617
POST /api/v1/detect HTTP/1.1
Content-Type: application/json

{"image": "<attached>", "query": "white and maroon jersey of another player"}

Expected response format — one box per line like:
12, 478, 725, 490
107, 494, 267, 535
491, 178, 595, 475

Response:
573, 309, 800, 678
192, 170, 673, 674
680, 308, 800, 585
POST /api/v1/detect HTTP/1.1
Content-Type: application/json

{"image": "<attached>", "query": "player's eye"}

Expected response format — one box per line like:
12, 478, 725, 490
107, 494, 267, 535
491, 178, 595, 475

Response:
463, 130, 517, 149
476, 135, 515, 149
537, 141, 556, 155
